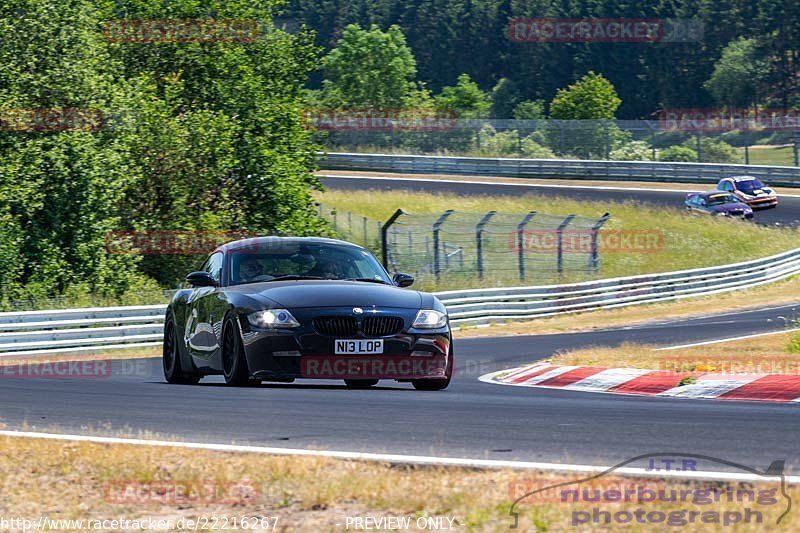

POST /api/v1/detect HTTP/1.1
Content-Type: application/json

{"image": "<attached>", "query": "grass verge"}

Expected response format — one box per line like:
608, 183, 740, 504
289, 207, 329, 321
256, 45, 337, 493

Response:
549, 330, 800, 374
317, 188, 799, 292
0, 435, 796, 531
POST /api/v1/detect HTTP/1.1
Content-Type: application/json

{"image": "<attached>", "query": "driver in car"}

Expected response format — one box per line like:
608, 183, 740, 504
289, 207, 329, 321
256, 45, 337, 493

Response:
237, 258, 269, 283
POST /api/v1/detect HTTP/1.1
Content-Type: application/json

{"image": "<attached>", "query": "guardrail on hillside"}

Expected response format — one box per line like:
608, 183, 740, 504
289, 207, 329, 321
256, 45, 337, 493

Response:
2, 247, 799, 356
319, 152, 800, 187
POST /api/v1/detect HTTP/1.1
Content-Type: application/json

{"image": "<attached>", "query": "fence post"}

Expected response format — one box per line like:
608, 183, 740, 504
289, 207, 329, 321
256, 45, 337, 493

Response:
476, 211, 496, 280
557, 215, 576, 274
696, 134, 702, 162
516, 211, 537, 281
381, 209, 404, 269
433, 210, 455, 280
588, 213, 611, 273
362, 216, 368, 245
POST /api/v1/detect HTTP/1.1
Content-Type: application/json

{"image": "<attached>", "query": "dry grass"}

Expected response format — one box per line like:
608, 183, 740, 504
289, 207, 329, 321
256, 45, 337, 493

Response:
0, 435, 797, 531
549, 330, 800, 374
0, 346, 160, 367
453, 275, 800, 339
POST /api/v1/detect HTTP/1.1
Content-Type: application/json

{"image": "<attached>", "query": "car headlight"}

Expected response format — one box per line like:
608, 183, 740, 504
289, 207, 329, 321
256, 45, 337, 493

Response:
248, 309, 300, 328
412, 309, 447, 329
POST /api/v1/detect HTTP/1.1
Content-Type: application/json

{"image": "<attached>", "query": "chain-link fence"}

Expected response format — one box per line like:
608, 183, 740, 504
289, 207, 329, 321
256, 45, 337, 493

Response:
317, 204, 611, 287
317, 204, 383, 251
383, 210, 610, 286
310, 117, 800, 166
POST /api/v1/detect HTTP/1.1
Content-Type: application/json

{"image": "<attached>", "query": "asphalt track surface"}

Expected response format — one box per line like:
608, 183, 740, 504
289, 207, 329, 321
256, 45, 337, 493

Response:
1, 303, 799, 474
320, 174, 800, 227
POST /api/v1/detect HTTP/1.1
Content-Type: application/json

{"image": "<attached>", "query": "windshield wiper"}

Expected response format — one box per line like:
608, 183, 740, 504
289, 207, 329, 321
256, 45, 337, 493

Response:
266, 275, 325, 282
346, 278, 392, 285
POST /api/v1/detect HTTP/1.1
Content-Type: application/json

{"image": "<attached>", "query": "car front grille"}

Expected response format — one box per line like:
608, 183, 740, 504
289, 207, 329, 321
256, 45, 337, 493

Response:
362, 316, 404, 337
313, 316, 357, 337
312, 315, 404, 337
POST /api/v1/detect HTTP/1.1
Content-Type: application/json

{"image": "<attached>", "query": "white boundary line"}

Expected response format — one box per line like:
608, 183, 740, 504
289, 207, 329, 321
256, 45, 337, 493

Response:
1, 430, 797, 483
319, 173, 800, 198
656, 327, 800, 350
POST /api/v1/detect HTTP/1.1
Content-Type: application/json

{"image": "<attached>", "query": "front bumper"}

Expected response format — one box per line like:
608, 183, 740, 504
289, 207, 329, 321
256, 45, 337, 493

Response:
238, 309, 451, 381
742, 196, 778, 209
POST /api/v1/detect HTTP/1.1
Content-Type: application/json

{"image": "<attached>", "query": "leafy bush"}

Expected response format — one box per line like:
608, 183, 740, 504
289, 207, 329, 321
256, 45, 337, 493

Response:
694, 138, 741, 163
610, 140, 654, 161
520, 136, 556, 158
658, 145, 699, 162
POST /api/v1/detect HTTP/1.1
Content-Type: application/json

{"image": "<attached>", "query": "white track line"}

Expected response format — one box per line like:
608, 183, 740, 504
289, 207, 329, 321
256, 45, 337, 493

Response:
319, 173, 800, 198
656, 327, 800, 351
1, 430, 797, 483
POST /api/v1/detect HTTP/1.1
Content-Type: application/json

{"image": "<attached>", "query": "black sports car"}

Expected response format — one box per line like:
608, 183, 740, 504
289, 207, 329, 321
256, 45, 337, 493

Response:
162, 236, 453, 390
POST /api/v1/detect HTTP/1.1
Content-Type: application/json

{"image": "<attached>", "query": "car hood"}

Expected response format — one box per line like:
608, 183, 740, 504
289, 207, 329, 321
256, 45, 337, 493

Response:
236, 280, 423, 309
739, 188, 775, 198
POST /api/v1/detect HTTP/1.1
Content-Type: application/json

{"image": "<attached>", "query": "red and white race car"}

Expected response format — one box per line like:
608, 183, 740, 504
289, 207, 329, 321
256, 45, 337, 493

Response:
716, 176, 778, 209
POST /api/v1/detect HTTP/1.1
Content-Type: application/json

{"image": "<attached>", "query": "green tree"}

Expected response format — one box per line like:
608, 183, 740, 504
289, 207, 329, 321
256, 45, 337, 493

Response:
550, 72, 621, 120
513, 100, 546, 120
435, 73, 490, 118
0, 0, 326, 302
320, 24, 417, 108
704, 38, 769, 108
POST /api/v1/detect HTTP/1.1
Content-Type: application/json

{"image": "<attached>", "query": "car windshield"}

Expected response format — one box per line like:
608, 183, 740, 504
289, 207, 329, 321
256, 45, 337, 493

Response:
228, 242, 392, 285
736, 179, 765, 192
706, 193, 739, 206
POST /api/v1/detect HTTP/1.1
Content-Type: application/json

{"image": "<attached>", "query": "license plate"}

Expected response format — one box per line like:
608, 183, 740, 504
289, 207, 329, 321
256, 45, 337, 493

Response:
335, 339, 384, 355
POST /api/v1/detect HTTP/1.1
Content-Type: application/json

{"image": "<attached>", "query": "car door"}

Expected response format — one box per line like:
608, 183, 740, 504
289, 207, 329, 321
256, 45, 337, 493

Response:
185, 252, 225, 370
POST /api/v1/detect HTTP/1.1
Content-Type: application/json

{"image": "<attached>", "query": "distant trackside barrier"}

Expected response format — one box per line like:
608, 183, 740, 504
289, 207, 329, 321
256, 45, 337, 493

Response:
318, 152, 800, 187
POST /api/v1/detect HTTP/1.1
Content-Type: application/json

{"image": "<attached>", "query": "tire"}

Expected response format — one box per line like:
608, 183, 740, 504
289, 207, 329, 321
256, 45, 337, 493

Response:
222, 314, 251, 386
412, 347, 453, 391
163, 313, 200, 384
344, 379, 379, 389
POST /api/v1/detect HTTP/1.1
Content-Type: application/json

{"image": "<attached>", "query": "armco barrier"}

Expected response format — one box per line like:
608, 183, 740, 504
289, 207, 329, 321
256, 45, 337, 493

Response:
1, 247, 799, 356
319, 152, 800, 187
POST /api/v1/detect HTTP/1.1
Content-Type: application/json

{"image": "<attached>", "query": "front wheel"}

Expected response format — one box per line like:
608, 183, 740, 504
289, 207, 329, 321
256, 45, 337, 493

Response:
222, 314, 251, 386
163, 313, 200, 385
412, 348, 453, 391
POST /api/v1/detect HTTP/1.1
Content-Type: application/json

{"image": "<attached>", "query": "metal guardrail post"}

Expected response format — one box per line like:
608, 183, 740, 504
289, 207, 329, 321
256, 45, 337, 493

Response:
433, 210, 455, 280
588, 213, 611, 273
381, 209, 404, 269
476, 211, 496, 280
556, 215, 576, 274
516, 211, 537, 281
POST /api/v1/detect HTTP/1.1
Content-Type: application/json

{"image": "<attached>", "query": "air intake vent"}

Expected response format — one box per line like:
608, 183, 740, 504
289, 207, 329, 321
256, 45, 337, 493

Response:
362, 316, 404, 337
313, 316, 358, 337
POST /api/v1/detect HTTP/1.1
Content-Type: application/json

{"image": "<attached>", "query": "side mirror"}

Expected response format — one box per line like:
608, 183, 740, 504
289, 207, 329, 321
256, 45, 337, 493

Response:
392, 272, 414, 288
186, 271, 218, 287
